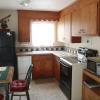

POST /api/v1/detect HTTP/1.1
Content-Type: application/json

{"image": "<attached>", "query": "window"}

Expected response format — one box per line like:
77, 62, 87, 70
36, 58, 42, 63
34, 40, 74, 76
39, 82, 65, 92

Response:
31, 21, 55, 46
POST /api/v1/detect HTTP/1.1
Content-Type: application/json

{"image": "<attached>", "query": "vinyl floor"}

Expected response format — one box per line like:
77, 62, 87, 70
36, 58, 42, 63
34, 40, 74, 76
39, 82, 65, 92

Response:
11, 78, 68, 100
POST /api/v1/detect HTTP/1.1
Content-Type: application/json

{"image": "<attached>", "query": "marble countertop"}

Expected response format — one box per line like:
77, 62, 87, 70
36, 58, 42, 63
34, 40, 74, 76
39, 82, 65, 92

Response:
16, 51, 75, 58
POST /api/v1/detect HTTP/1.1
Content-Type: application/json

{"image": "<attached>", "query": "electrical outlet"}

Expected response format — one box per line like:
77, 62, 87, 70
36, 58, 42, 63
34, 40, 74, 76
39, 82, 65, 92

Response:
87, 39, 90, 43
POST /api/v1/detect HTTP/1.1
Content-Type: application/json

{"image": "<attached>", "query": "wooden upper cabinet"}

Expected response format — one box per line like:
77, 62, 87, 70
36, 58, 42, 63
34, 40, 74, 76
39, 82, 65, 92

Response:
80, 0, 100, 36
59, 0, 100, 38
18, 12, 30, 42
64, 13, 71, 43
58, 1, 81, 43
57, 16, 65, 42
57, 13, 81, 43
57, 14, 71, 43
71, 8, 81, 36
71, 0, 99, 36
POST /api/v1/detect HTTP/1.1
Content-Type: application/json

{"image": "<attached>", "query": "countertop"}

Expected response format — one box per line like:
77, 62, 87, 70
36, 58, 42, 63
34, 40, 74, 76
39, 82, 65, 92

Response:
16, 51, 75, 58
16, 51, 86, 68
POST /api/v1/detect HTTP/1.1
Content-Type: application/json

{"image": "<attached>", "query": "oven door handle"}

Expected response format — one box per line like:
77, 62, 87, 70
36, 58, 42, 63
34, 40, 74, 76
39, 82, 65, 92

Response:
60, 61, 71, 68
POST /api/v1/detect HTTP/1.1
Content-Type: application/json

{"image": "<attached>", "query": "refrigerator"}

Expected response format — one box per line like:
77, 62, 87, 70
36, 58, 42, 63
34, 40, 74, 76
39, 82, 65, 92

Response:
0, 31, 18, 80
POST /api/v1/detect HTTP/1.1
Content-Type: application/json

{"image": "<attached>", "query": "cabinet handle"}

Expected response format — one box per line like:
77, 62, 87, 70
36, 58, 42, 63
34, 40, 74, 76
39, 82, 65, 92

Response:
81, 29, 85, 32
82, 31, 85, 33
80, 29, 86, 33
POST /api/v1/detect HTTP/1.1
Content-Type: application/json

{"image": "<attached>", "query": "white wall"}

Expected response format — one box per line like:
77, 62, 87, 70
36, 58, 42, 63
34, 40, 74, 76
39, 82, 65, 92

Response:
0, 10, 18, 41
67, 36, 100, 53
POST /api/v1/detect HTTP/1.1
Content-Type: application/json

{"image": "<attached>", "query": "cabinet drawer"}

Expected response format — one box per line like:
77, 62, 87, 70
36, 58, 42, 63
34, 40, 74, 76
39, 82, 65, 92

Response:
32, 54, 52, 61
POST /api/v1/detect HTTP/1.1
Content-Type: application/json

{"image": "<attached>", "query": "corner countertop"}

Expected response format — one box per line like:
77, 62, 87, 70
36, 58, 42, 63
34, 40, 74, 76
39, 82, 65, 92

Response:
16, 51, 75, 58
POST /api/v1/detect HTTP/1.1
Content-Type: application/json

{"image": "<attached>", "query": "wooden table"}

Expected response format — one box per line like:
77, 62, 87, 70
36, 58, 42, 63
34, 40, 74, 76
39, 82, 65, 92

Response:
0, 66, 14, 100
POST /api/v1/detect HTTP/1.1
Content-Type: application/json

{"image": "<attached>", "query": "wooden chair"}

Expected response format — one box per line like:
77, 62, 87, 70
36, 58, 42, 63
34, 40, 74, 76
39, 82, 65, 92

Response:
10, 64, 33, 100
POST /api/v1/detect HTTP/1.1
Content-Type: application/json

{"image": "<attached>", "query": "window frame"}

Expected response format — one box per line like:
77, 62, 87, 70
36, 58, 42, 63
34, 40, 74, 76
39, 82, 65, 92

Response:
30, 20, 57, 46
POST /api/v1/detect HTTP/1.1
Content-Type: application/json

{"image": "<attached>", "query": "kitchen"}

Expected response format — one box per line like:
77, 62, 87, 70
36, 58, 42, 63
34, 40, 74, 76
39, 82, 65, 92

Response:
0, 0, 100, 100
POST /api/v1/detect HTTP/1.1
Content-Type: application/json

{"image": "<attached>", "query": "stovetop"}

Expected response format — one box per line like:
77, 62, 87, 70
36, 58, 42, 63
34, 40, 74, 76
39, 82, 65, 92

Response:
60, 56, 79, 65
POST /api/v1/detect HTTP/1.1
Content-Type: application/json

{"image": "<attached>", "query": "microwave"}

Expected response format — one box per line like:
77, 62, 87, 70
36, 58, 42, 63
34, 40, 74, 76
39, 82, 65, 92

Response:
87, 57, 100, 76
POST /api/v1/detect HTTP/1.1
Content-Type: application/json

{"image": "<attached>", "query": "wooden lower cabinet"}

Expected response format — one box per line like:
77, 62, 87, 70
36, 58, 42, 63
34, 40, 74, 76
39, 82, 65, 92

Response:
83, 69, 100, 100
83, 85, 100, 100
53, 55, 60, 81
32, 54, 53, 79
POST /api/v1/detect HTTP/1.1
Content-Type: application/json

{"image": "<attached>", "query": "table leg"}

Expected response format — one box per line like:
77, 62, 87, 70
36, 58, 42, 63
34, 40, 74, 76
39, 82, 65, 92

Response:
5, 84, 9, 100
0, 83, 9, 100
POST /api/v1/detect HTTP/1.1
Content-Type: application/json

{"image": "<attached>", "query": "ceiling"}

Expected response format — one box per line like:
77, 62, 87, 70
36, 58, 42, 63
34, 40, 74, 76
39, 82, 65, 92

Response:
0, 0, 76, 11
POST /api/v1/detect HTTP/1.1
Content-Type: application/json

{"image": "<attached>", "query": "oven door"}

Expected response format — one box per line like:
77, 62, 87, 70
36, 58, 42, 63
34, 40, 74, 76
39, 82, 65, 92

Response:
59, 60, 72, 100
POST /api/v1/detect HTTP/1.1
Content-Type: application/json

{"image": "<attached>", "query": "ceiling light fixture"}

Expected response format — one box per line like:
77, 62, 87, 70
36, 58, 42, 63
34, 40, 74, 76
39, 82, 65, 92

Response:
19, 0, 31, 7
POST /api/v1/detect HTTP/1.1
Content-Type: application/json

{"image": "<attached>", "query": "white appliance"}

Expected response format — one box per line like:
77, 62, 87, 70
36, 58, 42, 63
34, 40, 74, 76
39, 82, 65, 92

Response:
18, 56, 32, 79
77, 47, 98, 63
60, 57, 85, 100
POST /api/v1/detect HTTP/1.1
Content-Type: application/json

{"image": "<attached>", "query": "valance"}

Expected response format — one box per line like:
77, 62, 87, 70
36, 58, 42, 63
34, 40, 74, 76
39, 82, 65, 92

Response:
18, 10, 59, 21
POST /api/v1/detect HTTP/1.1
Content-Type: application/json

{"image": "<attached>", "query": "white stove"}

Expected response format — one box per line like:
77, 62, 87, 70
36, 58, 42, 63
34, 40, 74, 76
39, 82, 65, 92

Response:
60, 56, 79, 65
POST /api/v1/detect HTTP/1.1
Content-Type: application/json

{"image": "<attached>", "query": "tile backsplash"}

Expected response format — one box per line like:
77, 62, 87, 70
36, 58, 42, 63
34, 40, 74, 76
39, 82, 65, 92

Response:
16, 46, 65, 52
16, 46, 77, 55
68, 36, 100, 55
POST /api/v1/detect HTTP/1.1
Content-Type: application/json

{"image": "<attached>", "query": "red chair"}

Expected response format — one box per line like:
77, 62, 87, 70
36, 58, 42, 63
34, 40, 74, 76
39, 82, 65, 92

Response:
10, 64, 33, 100
0, 94, 4, 100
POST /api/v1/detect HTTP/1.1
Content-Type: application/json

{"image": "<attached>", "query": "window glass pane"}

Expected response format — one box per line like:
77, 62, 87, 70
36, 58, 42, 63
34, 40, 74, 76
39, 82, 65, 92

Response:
31, 21, 55, 46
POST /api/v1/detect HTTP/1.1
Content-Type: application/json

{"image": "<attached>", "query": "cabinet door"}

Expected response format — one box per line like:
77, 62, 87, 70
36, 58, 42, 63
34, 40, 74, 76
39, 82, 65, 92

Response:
32, 60, 44, 79
64, 12, 81, 43
44, 60, 53, 78
89, 2, 98, 35
32, 55, 45, 79
64, 13, 71, 43
32, 54, 53, 79
57, 17, 65, 42
42, 54, 53, 78
18, 11, 30, 42
81, 5, 89, 35
81, 2, 98, 35
72, 9, 81, 36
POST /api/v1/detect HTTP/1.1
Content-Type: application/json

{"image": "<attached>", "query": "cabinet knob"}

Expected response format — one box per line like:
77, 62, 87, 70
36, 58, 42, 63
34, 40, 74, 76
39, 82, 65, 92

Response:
80, 29, 86, 33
